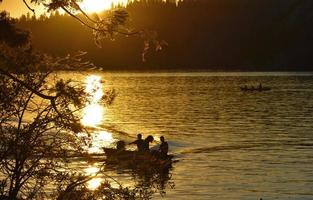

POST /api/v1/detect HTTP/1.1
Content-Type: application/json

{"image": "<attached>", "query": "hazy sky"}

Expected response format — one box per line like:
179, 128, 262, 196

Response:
0, 0, 46, 18
0, 0, 177, 18
0, 0, 128, 18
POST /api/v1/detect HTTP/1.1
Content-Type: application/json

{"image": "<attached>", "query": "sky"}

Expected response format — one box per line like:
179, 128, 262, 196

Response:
0, 0, 179, 18
0, 0, 46, 18
0, 0, 135, 18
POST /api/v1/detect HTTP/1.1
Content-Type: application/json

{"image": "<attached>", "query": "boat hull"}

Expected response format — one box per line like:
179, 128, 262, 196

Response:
103, 148, 174, 170
240, 87, 271, 92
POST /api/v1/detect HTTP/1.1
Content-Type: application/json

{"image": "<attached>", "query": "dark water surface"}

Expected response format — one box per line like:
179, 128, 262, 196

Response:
66, 72, 313, 200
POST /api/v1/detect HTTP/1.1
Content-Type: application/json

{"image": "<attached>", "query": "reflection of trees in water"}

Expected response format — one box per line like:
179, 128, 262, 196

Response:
108, 165, 175, 198
131, 168, 175, 197
46, 161, 171, 200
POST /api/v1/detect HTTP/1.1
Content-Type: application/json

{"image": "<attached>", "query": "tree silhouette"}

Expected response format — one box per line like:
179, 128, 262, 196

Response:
0, 0, 160, 198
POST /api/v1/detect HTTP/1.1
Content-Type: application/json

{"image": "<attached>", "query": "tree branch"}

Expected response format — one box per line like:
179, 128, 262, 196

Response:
22, 0, 35, 14
0, 68, 55, 101
60, 6, 141, 36
70, 1, 97, 24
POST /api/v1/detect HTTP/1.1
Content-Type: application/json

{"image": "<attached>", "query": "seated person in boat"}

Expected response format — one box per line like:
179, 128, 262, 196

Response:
159, 136, 169, 159
143, 135, 154, 152
116, 140, 126, 153
129, 133, 144, 152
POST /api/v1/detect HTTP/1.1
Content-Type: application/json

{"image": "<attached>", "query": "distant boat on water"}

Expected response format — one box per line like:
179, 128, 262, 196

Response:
240, 84, 271, 92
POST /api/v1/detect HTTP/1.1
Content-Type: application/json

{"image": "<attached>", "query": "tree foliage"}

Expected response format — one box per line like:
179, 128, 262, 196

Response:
0, 9, 151, 200
0, 0, 170, 197
0, 12, 29, 47
14, 0, 165, 60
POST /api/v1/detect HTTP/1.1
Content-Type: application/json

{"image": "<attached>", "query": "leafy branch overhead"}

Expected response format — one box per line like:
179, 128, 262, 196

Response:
0, 11, 115, 133
0, 1, 168, 198
18, 0, 167, 61
0, 11, 124, 200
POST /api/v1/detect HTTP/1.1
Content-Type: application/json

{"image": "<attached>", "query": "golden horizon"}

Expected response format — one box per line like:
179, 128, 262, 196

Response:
0, 0, 182, 18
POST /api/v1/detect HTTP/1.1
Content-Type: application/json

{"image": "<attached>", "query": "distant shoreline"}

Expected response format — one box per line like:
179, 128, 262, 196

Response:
58, 68, 313, 73
56, 70, 313, 77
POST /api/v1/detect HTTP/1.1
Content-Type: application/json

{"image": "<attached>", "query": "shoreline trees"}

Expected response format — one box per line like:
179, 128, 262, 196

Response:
13, 0, 313, 71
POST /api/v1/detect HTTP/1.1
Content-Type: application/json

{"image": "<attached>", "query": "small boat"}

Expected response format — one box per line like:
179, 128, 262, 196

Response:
103, 148, 174, 170
240, 85, 271, 92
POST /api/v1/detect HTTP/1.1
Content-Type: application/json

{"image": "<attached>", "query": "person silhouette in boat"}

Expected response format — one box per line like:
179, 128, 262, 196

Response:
129, 133, 144, 152
143, 135, 154, 152
116, 140, 126, 155
159, 136, 169, 159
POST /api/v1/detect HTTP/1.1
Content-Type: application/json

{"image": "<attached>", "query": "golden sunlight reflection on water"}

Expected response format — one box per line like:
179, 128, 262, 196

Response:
81, 75, 135, 190
87, 178, 103, 190
81, 75, 116, 153
84, 165, 103, 190
88, 131, 115, 154
81, 75, 104, 127
84, 165, 100, 175
81, 75, 116, 190
82, 104, 104, 127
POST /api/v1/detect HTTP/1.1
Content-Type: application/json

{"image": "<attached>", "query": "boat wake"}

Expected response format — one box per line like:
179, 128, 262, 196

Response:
180, 144, 262, 154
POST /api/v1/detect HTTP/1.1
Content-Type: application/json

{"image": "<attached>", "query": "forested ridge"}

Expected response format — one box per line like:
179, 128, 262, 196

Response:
16, 0, 313, 71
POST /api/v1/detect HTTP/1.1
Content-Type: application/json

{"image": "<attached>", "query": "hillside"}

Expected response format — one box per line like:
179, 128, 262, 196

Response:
16, 0, 313, 71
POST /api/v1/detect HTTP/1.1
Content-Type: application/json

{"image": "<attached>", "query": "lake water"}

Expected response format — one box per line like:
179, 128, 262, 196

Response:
65, 72, 313, 200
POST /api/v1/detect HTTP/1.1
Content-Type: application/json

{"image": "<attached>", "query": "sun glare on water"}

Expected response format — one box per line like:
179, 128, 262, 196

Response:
84, 166, 103, 190
88, 131, 115, 153
87, 178, 103, 190
81, 75, 116, 153
81, 75, 104, 127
